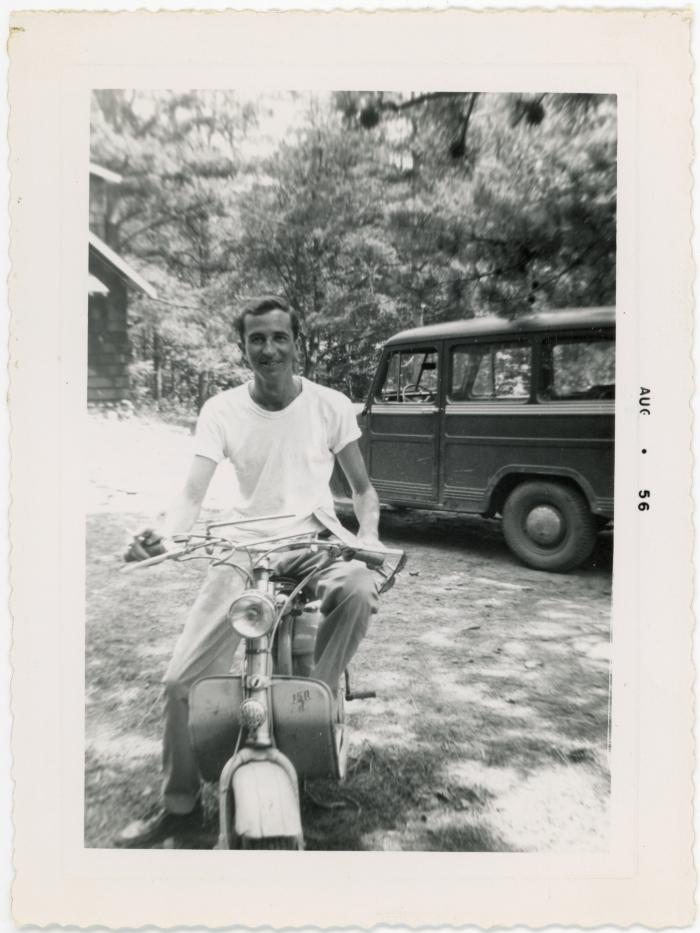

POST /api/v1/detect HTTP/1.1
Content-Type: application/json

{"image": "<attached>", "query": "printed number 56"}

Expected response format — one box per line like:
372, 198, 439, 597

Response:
638, 490, 650, 511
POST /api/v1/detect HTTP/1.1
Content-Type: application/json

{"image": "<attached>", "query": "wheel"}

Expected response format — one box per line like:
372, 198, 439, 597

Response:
502, 481, 597, 572
335, 687, 348, 782
222, 786, 304, 850
240, 835, 302, 849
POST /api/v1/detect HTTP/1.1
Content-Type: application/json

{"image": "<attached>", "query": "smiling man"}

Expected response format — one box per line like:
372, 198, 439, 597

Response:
116, 294, 383, 848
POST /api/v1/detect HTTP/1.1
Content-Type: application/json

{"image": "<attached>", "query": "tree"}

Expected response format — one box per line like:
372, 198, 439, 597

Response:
233, 105, 401, 383
91, 90, 257, 408
335, 90, 616, 318
90, 89, 617, 407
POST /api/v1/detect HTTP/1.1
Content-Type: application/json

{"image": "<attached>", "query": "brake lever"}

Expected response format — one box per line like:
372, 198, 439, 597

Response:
379, 550, 406, 594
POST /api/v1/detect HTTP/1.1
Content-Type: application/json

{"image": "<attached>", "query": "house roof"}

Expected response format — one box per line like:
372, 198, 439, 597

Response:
88, 232, 158, 299
89, 162, 123, 184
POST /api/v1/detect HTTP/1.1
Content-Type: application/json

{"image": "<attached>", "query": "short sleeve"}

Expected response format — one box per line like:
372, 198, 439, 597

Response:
193, 398, 226, 463
328, 391, 362, 455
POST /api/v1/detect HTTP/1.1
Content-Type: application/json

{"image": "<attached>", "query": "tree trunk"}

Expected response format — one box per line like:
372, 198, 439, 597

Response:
305, 333, 318, 380
197, 370, 209, 412
298, 331, 309, 376
152, 328, 162, 404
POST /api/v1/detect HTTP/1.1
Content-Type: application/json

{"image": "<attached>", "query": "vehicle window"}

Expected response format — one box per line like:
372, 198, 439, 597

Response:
450, 343, 531, 401
541, 338, 615, 400
377, 349, 438, 403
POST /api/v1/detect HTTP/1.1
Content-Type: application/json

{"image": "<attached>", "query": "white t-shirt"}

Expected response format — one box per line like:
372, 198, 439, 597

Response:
194, 377, 361, 542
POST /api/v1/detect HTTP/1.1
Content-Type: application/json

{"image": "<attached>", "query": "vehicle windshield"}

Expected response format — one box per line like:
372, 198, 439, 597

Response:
378, 349, 438, 402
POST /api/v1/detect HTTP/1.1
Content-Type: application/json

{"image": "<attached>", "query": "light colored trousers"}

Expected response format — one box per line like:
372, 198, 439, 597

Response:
161, 550, 379, 813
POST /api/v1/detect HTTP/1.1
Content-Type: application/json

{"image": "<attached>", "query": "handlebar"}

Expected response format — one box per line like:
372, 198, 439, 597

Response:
121, 531, 406, 592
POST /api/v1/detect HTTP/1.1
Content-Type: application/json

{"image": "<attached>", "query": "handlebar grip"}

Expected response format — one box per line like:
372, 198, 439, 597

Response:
120, 550, 181, 573
353, 549, 388, 569
347, 546, 405, 570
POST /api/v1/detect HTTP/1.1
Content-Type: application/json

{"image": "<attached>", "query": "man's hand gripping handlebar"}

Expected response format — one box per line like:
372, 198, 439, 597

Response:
124, 529, 169, 562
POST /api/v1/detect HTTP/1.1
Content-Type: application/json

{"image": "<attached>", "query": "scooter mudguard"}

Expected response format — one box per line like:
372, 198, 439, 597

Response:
189, 675, 341, 782
234, 755, 302, 842
217, 747, 303, 848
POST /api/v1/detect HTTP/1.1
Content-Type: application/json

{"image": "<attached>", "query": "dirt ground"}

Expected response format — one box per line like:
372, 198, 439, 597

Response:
85, 412, 612, 852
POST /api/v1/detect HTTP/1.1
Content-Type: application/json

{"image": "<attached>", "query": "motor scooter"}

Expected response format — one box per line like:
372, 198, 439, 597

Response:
125, 512, 405, 849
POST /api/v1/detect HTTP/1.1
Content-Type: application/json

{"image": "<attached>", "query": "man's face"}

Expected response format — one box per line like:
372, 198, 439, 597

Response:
242, 309, 297, 381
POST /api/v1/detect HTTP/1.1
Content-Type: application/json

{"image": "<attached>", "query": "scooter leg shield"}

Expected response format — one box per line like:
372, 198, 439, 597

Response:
231, 749, 303, 843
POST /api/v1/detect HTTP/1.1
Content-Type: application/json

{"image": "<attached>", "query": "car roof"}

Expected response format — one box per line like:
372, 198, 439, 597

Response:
385, 306, 616, 347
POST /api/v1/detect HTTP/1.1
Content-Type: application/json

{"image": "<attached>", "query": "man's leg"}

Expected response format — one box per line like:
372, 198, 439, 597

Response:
162, 562, 248, 813
115, 560, 248, 847
307, 559, 379, 688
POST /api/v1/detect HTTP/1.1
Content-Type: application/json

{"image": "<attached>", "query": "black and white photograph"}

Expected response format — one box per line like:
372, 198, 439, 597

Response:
85, 87, 616, 853
8, 9, 694, 929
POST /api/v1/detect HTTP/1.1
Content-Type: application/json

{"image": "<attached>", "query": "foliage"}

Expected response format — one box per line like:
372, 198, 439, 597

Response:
91, 90, 256, 408
90, 90, 617, 406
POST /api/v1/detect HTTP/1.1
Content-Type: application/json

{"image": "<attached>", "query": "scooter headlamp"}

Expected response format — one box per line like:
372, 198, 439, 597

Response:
227, 592, 276, 638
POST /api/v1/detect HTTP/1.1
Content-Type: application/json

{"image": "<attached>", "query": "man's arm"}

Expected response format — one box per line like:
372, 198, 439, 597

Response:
161, 455, 218, 538
335, 441, 382, 548
126, 455, 218, 560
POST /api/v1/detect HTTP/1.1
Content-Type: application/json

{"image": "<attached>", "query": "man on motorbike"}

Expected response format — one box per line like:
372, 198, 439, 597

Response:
115, 294, 384, 848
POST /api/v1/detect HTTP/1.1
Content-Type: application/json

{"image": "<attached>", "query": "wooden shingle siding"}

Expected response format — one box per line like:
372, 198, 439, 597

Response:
88, 166, 156, 405
87, 257, 131, 403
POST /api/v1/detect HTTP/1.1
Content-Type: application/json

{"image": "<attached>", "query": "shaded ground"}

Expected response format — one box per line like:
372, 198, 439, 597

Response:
85, 412, 612, 852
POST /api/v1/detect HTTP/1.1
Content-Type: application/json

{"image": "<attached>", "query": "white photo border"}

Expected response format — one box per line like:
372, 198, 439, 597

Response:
7, 8, 694, 928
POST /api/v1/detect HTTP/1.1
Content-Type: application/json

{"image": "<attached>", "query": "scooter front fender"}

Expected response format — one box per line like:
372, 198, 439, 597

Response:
218, 747, 303, 848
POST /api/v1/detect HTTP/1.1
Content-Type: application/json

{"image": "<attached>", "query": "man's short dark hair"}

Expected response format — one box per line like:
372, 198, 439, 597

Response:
236, 295, 300, 342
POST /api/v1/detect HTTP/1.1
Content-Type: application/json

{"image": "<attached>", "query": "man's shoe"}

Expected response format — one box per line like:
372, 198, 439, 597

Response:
114, 802, 203, 849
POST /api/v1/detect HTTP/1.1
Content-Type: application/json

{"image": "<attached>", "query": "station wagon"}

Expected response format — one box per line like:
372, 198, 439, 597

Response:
334, 307, 615, 572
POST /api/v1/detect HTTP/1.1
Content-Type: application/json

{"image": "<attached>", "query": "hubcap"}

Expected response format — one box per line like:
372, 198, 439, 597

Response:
524, 505, 564, 546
